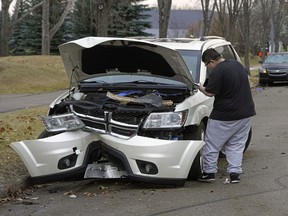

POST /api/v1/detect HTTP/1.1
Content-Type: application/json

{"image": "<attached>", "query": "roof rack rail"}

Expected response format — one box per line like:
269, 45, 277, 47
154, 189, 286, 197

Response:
128, 36, 225, 43
200, 36, 225, 41
127, 37, 198, 43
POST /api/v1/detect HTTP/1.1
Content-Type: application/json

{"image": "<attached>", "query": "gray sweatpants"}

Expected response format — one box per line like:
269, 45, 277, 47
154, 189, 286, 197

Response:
202, 117, 251, 174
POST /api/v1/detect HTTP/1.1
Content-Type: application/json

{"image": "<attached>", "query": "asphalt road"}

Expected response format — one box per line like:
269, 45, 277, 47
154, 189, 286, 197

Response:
0, 90, 66, 113
1, 85, 288, 216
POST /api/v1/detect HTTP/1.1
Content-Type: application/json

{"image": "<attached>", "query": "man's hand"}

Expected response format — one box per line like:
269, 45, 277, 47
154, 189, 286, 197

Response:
199, 83, 215, 97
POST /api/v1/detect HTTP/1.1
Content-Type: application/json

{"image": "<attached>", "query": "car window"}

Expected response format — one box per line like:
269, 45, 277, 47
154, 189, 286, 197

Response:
215, 45, 237, 60
177, 50, 201, 82
264, 54, 288, 64
206, 45, 238, 79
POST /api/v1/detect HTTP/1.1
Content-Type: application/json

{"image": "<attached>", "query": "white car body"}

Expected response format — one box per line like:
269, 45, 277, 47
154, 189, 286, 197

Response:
11, 36, 241, 186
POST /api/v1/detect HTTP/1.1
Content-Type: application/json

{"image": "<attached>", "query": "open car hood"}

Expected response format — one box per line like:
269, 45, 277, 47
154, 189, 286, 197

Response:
58, 37, 194, 90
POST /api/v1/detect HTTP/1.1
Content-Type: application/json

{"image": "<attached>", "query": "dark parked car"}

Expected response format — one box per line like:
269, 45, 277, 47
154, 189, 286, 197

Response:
258, 52, 288, 85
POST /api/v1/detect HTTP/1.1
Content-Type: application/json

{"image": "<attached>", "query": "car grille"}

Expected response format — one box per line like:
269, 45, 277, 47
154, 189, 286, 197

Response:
268, 69, 288, 77
72, 109, 147, 139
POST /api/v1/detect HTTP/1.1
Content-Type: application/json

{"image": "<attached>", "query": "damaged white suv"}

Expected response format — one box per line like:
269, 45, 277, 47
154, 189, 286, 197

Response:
11, 36, 251, 186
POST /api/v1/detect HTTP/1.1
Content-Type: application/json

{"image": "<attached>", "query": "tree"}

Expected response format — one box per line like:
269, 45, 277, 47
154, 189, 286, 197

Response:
226, 0, 243, 41
9, 0, 73, 55
50, 12, 74, 53
72, 0, 151, 38
72, 0, 109, 37
108, 0, 152, 37
71, 0, 94, 38
92, 0, 109, 36
1, 0, 11, 56
9, 0, 43, 55
213, 0, 243, 42
157, 0, 172, 37
257, 0, 272, 60
238, 0, 255, 74
1, 0, 73, 56
1, 0, 43, 56
270, 0, 288, 52
201, 0, 217, 36
41, 0, 74, 55
42, 0, 49, 55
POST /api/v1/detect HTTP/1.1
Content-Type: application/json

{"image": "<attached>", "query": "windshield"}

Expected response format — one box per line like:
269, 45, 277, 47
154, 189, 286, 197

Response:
264, 54, 288, 64
177, 50, 201, 82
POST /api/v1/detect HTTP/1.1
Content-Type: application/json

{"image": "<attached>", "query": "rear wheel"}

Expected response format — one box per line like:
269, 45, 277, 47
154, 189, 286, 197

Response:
184, 122, 205, 180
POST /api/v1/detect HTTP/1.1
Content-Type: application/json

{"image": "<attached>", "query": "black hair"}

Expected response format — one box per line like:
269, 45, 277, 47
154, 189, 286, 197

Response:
202, 48, 221, 63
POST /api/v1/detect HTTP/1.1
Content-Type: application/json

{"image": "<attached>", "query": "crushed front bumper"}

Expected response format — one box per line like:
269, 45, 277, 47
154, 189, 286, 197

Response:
11, 130, 204, 185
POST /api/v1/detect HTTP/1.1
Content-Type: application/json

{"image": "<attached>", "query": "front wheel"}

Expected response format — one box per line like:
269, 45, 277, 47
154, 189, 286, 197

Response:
184, 122, 205, 180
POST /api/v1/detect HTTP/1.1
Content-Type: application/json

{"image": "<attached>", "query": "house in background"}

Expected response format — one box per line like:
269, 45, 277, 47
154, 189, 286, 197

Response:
146, 9, 203, 38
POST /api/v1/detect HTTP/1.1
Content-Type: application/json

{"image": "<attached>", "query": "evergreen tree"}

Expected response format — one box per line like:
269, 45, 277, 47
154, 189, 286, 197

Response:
50, 15, 74, 54
108, 0, 152, 37
9, 0, 153, 55
71, 0, 95, 39
50, 0, 74, 54
71, 0, 152, 38
10, 0, 73, 55
10, 0, 42, 55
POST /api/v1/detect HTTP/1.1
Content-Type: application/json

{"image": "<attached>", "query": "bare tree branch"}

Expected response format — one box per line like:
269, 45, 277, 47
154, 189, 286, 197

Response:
50, 0, 74, 38
11, 2, 43, 27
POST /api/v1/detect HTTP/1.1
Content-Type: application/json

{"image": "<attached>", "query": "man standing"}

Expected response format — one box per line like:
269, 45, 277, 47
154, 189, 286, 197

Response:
198, 48, 256, 183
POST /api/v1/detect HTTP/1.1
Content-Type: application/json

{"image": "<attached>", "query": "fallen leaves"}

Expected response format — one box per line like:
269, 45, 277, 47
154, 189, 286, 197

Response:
0, 197, 11, 206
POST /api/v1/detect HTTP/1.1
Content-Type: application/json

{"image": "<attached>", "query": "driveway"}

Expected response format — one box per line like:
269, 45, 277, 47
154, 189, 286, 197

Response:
0, 91, 66, 113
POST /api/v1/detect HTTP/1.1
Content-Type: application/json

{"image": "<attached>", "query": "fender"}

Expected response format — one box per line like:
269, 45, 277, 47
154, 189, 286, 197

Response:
175, 91, 213, 126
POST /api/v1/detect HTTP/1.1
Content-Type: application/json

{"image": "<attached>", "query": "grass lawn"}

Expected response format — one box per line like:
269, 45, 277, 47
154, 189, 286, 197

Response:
0, 55, 69, 94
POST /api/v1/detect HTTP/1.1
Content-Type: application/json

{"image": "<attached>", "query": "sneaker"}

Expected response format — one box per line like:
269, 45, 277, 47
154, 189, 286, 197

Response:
197, 172, 215, 183
230, 173, 240, 183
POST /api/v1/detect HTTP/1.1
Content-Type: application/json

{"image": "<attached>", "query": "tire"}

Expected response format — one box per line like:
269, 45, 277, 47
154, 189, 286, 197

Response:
184, 122, 205, 180
259, 76, 269, 86
259, 80, 267, 86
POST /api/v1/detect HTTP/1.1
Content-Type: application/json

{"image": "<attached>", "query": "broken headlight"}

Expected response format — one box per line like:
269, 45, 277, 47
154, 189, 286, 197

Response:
142, 111, 187, 129
42, 113, 85, 132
